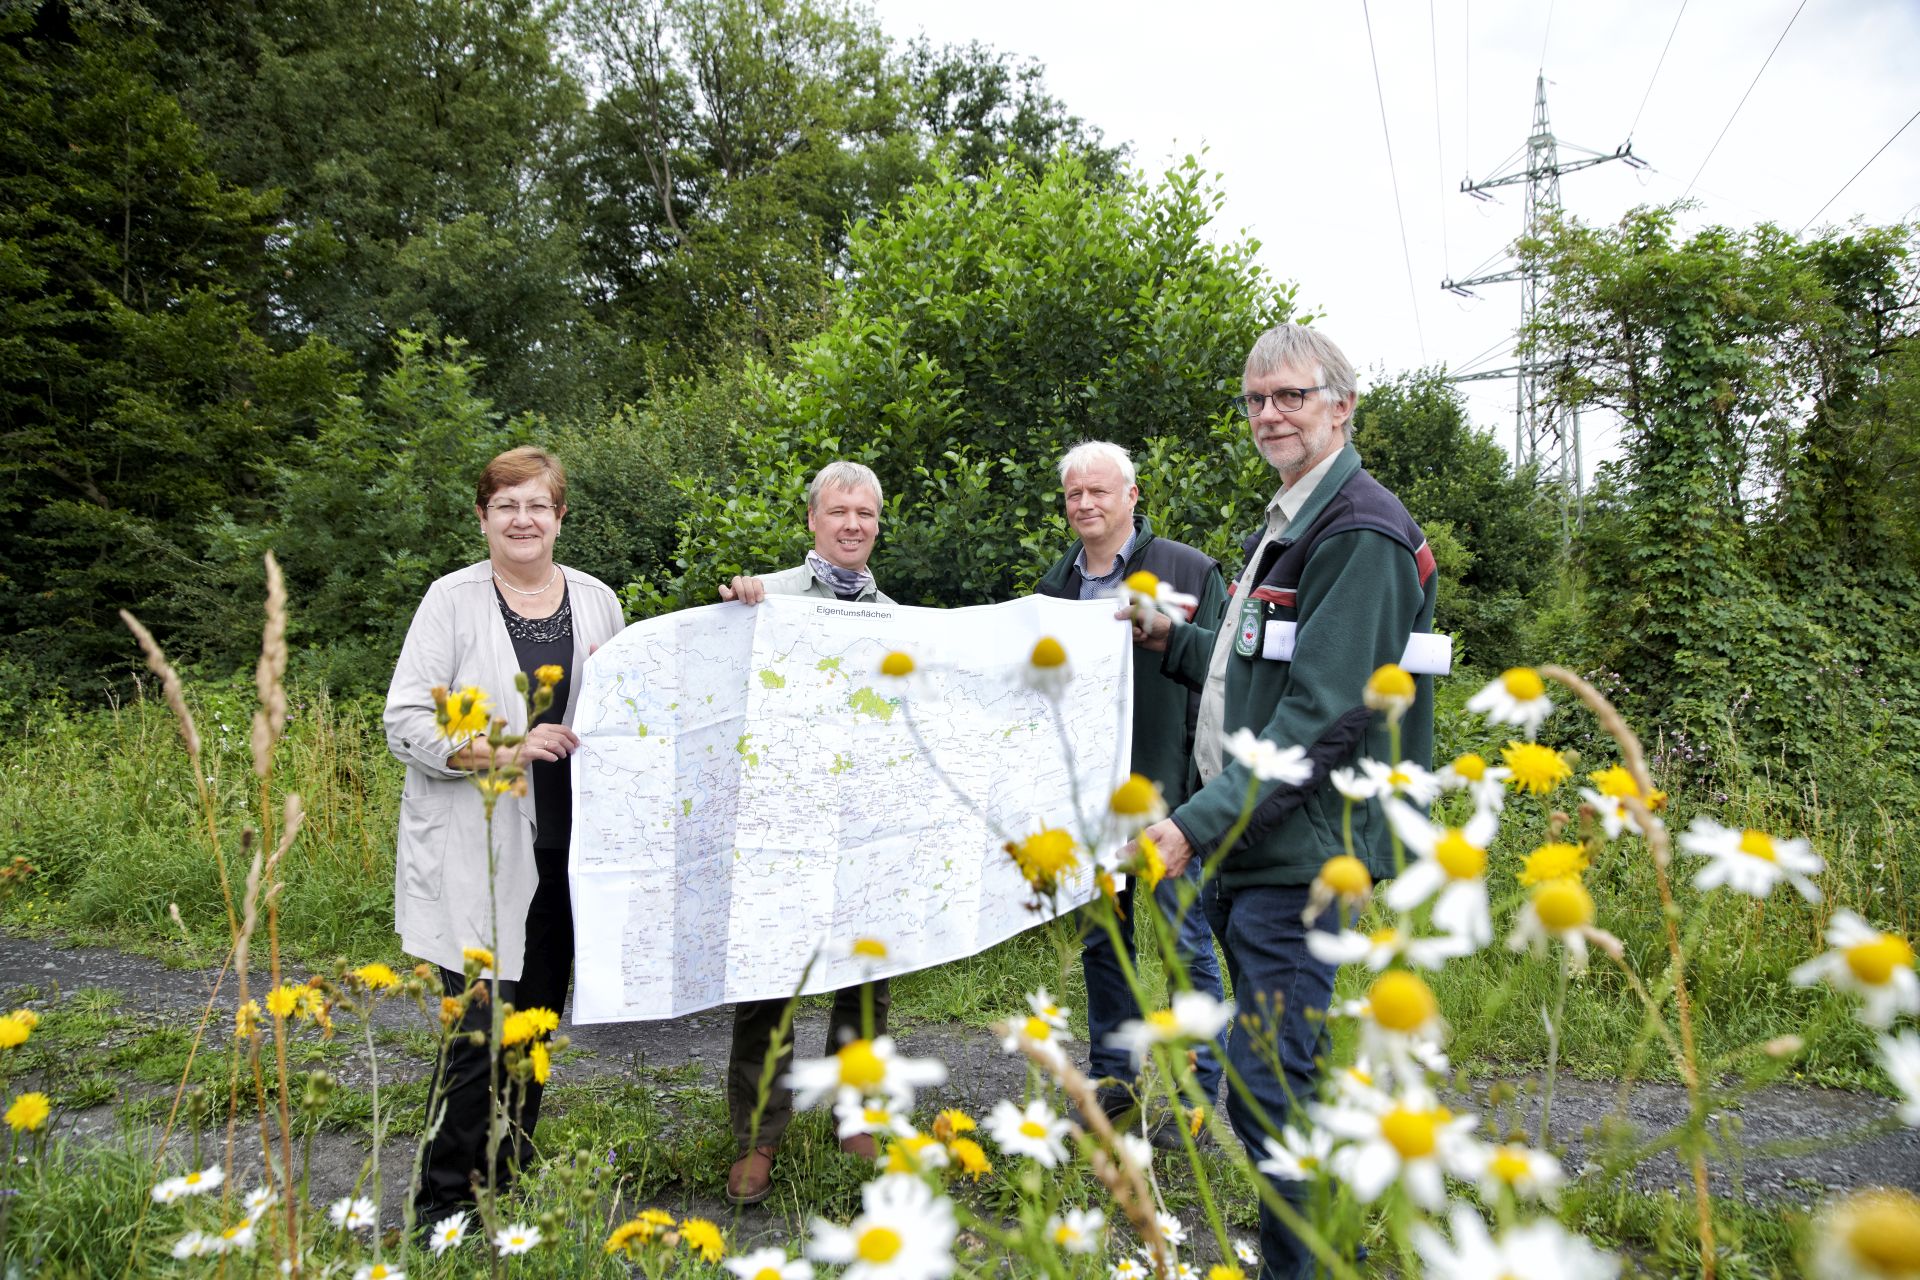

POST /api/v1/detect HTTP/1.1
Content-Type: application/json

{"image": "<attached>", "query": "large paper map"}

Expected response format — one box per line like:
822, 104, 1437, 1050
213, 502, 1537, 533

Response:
568, 593, 1133, 1022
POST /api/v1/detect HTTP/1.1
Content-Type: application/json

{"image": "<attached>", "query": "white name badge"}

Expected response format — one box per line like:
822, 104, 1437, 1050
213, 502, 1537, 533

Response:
1261, 621, 1453, 676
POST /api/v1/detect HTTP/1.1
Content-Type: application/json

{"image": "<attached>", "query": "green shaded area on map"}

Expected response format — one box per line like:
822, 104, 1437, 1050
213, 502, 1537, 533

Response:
848, 687, 895, 721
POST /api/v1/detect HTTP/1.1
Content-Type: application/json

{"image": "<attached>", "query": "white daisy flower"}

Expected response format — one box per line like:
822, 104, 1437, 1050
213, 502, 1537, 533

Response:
1677, 817, 1824, 902
1330, 767, 1374, 802
726, 1247, 814, 1280
1472, 1142, 1566, 1203
985, 1098, 1072, 1168
329, 1196, 377, 1231
1045, 1206, 1106, 1254
1382, 798, 1497, 947
1464, 667, 1555, 740
1110, 1259, 1148, 1280
1880, 1030, 1920, 1126
1114, 1131, 1154, 1175
208, 1222, 256, 1255
242, 1187, 276, 1224
1023, 636, 1073, 700
1117, 571, 1200, 623
171, 1231, 211, 1260
806, 1173, 956, 1280
1790, 911, 1919, 1028
1312, 1086, 1480, 1211
1507, 878, 1598, 974
1357, 758, 1442, 806
1172, 1260, 1199, 1280
1233, 1238, 1258, 1265
493, 1223, 542, 1255
428, 1213, 469, 1256
1025, 987, 1070, 1030
1224, 728, 1312, 784
1105, 991, 1235, 1067
787, 1036, 948, 1110
352, 1263, 404, 1280
1153, 1211, 1188, 1249
154, 1164, 224, 1203
1354, 971, 1449, 1076
1436, 752, 1511, 813
1306, 924, 1471, 971
1807, 1187, 1920, 1280
1412, 1204, 1617, 1279
834, 1096, 918, 1142
1256, 1125, 1333, 1180
150, 1177, 187, 1206
1000, 1009, 1073, 1070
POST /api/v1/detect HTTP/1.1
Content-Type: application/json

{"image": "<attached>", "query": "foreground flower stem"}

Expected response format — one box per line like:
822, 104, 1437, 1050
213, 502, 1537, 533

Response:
1540, 948, 1570, 1148
1540, 664, 1715, 1279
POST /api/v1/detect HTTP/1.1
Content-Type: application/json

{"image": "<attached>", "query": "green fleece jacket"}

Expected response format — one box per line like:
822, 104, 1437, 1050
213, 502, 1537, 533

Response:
1032, 516, 1228, 806
1163, 446, 1437, 887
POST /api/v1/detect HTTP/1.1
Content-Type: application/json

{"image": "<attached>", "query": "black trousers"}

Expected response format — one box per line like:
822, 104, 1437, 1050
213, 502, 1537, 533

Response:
727, 980, 890, 1155
414, 845, 573, 1225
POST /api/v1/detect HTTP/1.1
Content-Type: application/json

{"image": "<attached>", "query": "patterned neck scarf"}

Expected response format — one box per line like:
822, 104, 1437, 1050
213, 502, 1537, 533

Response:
806, 550, 874, 599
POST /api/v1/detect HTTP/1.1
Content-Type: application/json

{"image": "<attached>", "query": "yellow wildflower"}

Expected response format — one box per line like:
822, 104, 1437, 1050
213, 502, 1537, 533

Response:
1363, 663, 1415, 719
1007, 828, 1078, 893
502, 1007, 561, 1046
462, 946, 494, 971
1367, 971, 1438, 1034
437, 685, 491, 739
534, 664, 564, 688
1131, 835, 1167, 894
1503, 741, 1572, 795
529, 1041, 551, 1085
351, 963, 400, 991
264, 985, 300, 1019
1209, 1268, 1247, 1280
949, 1136, 992, 1180
932, 1109, 975, 1142
1109, 773, 1166, 821
605, 1208, 676, 1254
1518, 842, 1590, 886
234, 1000, 262, 1038
5, 1091, 50, 1133
878, 650, 915, 678
0, 1017, 30, 1050
679, 1217, 724, 1264
1024, 636, 1072, 697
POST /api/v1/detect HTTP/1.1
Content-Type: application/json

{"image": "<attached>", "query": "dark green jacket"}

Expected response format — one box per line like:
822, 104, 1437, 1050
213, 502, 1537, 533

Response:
1033, 516, 1228, 807
1163, 447, 1437, 887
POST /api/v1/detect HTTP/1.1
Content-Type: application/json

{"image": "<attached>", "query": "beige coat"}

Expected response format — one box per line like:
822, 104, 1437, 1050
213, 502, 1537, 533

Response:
384, 561, 624, 980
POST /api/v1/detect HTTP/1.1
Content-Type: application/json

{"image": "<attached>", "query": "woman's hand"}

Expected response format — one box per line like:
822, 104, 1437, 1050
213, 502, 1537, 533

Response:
516, 723, 580, 763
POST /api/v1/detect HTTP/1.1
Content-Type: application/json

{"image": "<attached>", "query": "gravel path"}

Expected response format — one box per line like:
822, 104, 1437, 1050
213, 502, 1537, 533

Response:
5, 930, 1916, 1236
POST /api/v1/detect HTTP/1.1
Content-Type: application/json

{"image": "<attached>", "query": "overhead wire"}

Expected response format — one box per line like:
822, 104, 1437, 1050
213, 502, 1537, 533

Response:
1430, 0, 1451, 277
1627, 0, 1689, 142
1798, 106, 1920, 235
1537, 0, 1556, 71
1683, 0, 1807, 199
1361, 0, 1428, 361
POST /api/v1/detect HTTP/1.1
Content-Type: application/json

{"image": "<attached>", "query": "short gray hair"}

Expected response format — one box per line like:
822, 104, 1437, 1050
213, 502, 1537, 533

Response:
1057, 440, 1137, 486
1245, 324, 1359, 427
807, 461, 883, 511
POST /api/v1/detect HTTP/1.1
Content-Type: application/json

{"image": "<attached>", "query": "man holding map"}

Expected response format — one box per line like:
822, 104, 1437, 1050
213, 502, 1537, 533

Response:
1032, 441, 1229, 1135
717, 460, 895, 1205
1129, 324, 1437, 1279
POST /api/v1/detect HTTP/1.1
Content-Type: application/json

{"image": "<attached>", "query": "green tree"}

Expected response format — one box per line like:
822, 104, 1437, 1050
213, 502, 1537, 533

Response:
646, 153, 1292, 610
1350, 370, 1554, 666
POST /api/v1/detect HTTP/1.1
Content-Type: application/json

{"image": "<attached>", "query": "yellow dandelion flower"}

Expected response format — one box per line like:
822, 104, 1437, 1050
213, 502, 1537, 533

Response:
530, 1040, 551, 1085
5, 1091, 50, 1133
679, 1217, 724, 1264
949, 1136, 992, 1180
439, 996, 463, 1029
1519, 841, 1590, 886
932, 1109, 974, 1141
534, 664, 564, 688
1209, 1267, 1247, 1280
234, 1000, 261, 1038
462, 946, 494, 971
1132, 835, 1167, 894
1503, 741, 1572, 795
351, 963, 400, 991
0, 1013, 31, 1050
263, 985, 300, 1019
1007, 828, 1078, 892
501, 1011, 537, 1046
437, 685, 491, 739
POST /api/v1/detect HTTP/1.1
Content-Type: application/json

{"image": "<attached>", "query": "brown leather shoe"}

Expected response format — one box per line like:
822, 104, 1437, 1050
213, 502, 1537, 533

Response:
838, 1131, 879, 1161
726, 1144, 777, 1206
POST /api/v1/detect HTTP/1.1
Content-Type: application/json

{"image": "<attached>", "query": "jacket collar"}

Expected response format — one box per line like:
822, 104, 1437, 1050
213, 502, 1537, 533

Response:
1275, 445, 1363, 543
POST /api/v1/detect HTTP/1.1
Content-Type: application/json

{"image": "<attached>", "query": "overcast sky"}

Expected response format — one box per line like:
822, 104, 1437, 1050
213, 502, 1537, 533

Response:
871, 0, 1920, 474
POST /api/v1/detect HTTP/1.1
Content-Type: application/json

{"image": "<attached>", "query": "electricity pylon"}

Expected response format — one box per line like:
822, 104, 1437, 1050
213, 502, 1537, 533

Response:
1442, 74, 1646, 525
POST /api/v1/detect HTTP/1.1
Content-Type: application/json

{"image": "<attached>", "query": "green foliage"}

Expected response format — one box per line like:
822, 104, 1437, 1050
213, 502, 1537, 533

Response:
1350, 370, 1556, 666
660, 153, 1291, 606
1523, 205, 1920, 806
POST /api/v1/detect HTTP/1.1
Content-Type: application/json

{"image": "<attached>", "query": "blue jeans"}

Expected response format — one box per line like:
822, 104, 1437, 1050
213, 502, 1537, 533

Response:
1082, 855, 1225, 1101
1203, 879, 1339, 1280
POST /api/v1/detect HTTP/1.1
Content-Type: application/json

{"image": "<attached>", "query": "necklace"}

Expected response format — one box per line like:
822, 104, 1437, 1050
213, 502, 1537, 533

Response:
492, 564, 558, 597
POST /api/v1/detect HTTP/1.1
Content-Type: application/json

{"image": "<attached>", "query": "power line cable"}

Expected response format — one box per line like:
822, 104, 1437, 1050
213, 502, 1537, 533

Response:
1628, 0, 1689, 141
1429, 0, 1451, 275
1362, 0, 1428, 360
1798, 106, 1920, 234
1463, 0, 1471, 173
1683, 0, 1806, 199
1537, 0, 1556, 71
